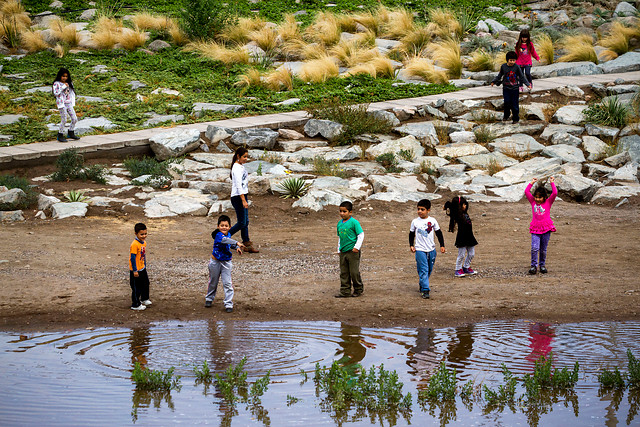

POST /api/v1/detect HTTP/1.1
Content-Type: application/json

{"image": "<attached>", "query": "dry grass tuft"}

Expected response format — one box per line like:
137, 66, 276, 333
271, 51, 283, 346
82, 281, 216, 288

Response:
428, 8, 462, 39
467, 49, 499, 72
264, 67, 293, 91
130, 13, 169, 30
352, 10, 384, 36
558, 35, 598, 63
428, 38, 461, 78
348, 57, 395, 79
404, 56, 449, 84
1, 0, 30, 27
383, 8, 415, 38
220, 22, 250, 45
92, 29, 118, 50
535, 33, 554, 64
49, 19, 80, 46
20, 29, 49, 52
168, 20, 188, 45
400, 26, 433, 57
249, 26, 278, 52
336, 14, 357, 33
235, 68, 263, 88
486, 158, 504, 175
600, 49, 618, 62
332, 39, 379, 67
599, 22, 631, 55
117, 26, 148, 50
278, 13, 300, 42
304, 12, 341, 46
186, 41, 250, 64
53, 43, 65, 57
95, 16, 121, 33
299, 55, 339, 83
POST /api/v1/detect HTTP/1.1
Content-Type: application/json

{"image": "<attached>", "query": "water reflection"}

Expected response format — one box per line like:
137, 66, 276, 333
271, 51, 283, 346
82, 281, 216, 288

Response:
335, 324, 366, 367
527, 322, 555, 364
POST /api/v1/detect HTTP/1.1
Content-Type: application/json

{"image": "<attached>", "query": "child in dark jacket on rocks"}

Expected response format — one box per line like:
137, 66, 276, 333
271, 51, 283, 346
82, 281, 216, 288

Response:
491, 51, 531, 124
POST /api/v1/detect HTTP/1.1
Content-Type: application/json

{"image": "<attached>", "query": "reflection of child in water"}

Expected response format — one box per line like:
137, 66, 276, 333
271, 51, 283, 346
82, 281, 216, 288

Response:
526, 322, 555, 364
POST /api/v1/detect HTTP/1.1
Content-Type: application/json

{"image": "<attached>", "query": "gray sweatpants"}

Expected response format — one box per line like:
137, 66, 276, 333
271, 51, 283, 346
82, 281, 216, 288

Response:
456, 246, 475, 270
206, 258, 234, 308
58, 103, 77, 132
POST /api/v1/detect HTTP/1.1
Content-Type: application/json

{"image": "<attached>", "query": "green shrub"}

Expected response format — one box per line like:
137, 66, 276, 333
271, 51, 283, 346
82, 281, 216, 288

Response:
123, 155, 180, 187
375, 153, 401, 172
474, 126, 497, 144
310, 156, 347, 178
276, 177, 311, 199
180, 0, 236, 40
0, 174, 38, 210
598, 367, 626, 389
418, 361, 457, 402
307, 99, 394, 146
50, 149, 107, 184
215, 357, 248, 404
584, 96, 630, 128
131, 362, 181, 391
194, 360, 213, 382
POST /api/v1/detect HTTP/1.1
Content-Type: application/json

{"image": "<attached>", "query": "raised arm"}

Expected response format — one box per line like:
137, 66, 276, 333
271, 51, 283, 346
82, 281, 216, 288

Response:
525, 178, 536, 203
547, 177, 557, 205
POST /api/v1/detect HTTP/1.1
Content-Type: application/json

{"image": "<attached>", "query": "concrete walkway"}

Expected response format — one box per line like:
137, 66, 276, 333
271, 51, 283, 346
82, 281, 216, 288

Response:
1, 71, 639, 166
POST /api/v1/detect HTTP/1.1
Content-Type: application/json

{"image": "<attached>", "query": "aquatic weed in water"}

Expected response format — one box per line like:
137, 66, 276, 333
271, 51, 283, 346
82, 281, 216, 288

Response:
193, 360, 213, 382
214, 357, 248, 404
483, 364, 517, 407
418, 361, 457, 403
131, 362, 181, 391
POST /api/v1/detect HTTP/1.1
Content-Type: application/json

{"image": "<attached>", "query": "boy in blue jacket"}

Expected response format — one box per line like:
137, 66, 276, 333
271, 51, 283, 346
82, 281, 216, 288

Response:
206, 215, 244, 312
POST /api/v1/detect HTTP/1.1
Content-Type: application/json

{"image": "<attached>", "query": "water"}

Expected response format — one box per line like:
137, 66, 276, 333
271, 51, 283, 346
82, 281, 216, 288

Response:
1, 320, 639, 426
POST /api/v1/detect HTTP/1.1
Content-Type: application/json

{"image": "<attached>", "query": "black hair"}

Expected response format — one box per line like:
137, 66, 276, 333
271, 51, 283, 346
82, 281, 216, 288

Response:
134, 223, 147, 233
533, 185, 549, 201
417, 199, 431, 210
339, 200, 353, 211
506, 51, 518, 61
515, 29, 533, 57
53, 67, 75, 92
212, 215, 232, 239
443, 196, 469, 233
230, 146, 249, 178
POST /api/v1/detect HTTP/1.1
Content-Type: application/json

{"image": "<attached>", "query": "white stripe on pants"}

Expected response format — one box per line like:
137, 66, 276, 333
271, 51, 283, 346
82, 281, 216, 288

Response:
58, 103, 77, 132
456, 246, 475, 270
206, 258, 234, 308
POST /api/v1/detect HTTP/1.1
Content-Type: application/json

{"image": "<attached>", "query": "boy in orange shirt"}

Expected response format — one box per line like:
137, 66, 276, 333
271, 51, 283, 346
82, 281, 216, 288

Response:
129, 223, 151, 311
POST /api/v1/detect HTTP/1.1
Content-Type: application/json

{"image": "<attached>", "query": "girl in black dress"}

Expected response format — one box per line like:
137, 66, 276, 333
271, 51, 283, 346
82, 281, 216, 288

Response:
444, 196, 478, 277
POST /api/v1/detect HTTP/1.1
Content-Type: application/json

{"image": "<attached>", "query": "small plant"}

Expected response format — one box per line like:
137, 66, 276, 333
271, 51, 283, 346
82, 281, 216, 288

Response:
276, 177, 311, 199
598, 367, 626, 389
131, 362, 181, 391
535, 33, 554, 65
65, 190, 88, 203
486, 158, 504, 175
194, 360, 213, 382
375, 153, 401, 172
418, 361, 458, 402
312, 156, 347, 177
215, 357, 248, 404
0, 174, 38, 210
628, 349, 640, 389
398, 148, 414, 161
420, 160, 437, 175
584, 96, 630, 128
523, 353, 579, 402
473, 126, 496, 145
259, 149, 282, 164
286, 395, 300, 406
180, 0, 236, 40
249, 371, 271, 401
256, 162, 263, 176
50, 149, 107, 184
123, 155, 179, 188
483, 364, 517, 406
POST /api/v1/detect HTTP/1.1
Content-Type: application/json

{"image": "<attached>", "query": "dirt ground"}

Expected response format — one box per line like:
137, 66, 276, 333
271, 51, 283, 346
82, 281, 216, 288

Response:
1, 178, 639, 332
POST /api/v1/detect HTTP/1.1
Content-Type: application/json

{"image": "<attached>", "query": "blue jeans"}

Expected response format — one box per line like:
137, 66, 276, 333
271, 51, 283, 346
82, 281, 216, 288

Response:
531, 231, 551, 267
229, 195, 249, 242
415, 250, 437, 293
522, 65, 532, 87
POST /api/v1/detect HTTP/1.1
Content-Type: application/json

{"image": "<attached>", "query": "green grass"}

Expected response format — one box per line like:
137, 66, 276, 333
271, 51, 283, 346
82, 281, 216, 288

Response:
584, 96, 630, 128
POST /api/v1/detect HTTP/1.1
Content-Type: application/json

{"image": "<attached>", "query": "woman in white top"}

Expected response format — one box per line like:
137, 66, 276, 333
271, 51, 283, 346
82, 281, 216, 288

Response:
228, 147, 259, 253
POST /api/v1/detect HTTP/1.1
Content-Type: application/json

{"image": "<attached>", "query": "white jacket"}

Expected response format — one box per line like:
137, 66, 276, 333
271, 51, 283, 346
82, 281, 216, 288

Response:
53, 81, 76, 109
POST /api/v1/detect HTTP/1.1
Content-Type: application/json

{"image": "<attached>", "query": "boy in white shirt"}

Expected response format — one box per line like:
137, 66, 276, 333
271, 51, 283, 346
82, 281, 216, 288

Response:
409, 199, 446, 299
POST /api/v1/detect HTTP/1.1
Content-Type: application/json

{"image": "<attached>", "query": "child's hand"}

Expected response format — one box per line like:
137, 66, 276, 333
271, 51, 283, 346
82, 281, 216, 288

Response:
549, 176, 555, 183
133, 271, 139, 277
242, 200, 249, 209
352, 248, 359, 253
410, 246, 416, 253
440, 247, 446, 254
236, 247, 243, 255
531, 177, 538, 184
490, 83, 494, 87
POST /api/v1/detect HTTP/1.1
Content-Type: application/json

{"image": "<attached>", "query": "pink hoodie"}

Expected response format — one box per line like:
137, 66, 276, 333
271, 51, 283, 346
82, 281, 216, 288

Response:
525, 182, 557, 234
516, 42, 540, 66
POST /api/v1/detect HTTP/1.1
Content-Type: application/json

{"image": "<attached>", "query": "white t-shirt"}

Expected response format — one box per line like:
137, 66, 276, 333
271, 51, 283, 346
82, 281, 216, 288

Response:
231, 163, 248, 197
410, 216, 441, 252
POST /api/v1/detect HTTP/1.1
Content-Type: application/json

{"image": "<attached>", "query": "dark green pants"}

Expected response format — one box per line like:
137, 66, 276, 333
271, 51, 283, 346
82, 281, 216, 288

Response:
339, 250, 363, 296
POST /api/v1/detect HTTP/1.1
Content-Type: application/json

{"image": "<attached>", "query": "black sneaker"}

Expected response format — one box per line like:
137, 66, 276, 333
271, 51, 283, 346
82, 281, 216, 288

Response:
334, 293, 350, 298
421, 291, 430, 299
529, 266, 537, 275
352, 292, 362, 298
539, 266, 548, 274
205, 300, 212, 308
512, 119, 520, 124
225, 307, 233, 313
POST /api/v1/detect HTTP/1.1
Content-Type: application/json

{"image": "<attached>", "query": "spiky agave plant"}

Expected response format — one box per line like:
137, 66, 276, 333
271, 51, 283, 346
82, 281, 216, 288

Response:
276, 177, 311, 199
65, 190, 88, 203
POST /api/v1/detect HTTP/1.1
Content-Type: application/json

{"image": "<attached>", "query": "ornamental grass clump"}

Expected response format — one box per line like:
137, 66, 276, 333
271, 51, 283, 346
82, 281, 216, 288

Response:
584, 96, 630, 128
428, 38, 462, 79
535, 33, 554, 65
299, 55, 339, 83
558, 34, 597, 63
404, 56, 448, 84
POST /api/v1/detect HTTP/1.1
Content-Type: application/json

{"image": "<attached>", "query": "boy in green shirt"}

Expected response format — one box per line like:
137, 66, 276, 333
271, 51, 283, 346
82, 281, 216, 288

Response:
335, 201, 365, 298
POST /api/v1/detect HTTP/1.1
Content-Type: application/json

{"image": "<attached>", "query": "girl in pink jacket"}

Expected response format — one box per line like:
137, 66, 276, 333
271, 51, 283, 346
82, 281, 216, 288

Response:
515, 29, 540, 91
525, 176, 557, 275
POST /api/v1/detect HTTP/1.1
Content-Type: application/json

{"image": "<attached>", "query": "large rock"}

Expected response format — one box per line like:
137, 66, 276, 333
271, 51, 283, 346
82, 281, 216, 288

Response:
605, 151, 631, 167
0, 188, 27, 209
193, 103, 244, 118
490, 134, 545, 156
485, 19, 508, 33
487, 183, 528, 202
474, 123, 545, 138
367, 191, 440, 203
292, 187, 367, 211
443, 99, 469, 116
471, 175, 509, 188
52, 202, 88, 219
365, 135, 424, 160
149, 128, 201, 161
618, 135, 640, 163
304, 119, 344, 141
614, 1, 638, 16
494, 157, 563, 184
582, 136, 609, 161
369, 110, 400, 127
340, 161, 386, 177
190, 153, 233, 168
553, 105, 587, 125
540, 124, 583, 140
586, 163, 616, 178
608, 162, 639, 182
205, 125, 234, 144
556, 85, 584, 98
542, 144, 586, 163
245, 161, 288, 175
435, 142, 489, 159
37, 193, 61, 213
367, 174, 427, 193
585, 123, 620, 139
599, 52, 640, 74
394, 122, 439, 146
279, 140, 329, 152
143, 113, 184, 127
550, 132, 581, 146
457, 152, 518, 170
531, 61, 602, 79
0, 114, 27, 125
0, 210, 24, 222
449, 131, 476, 144
554, 174, 603, 201
230, 128, 279, 149
591, 185, 640, 203
144, 188, 214, 217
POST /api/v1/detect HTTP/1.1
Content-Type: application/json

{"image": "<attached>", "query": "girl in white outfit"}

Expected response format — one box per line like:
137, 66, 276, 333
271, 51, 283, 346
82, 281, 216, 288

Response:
52, 67, 80, 142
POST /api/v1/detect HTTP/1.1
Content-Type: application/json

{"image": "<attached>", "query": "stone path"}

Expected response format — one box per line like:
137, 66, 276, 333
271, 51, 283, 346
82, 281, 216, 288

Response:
1, 71, 639, 166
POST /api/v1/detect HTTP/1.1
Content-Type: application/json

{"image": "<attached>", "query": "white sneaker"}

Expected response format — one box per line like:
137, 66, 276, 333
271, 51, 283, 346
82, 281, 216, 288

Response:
131, 305, 146, 311
141, 300, 152, 306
